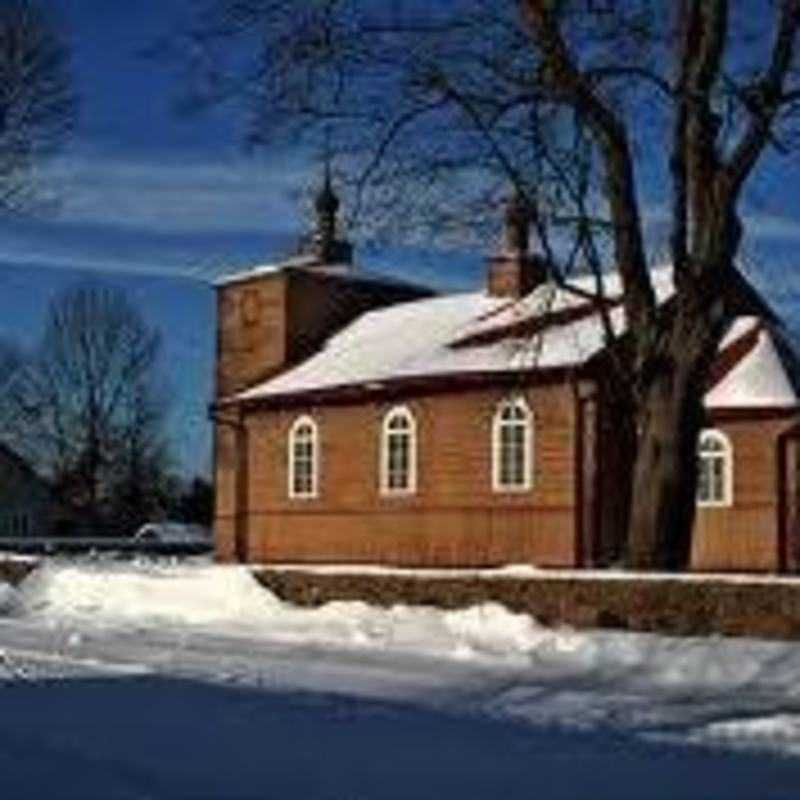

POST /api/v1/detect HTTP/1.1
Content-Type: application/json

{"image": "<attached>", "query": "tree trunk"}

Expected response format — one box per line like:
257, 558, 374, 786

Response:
596, 374, 637, 567
626, 354, 706, 571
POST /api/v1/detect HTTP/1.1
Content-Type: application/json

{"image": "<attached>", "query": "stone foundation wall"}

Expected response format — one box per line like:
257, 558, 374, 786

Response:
254, 568, 800, 640
0, 558, 38, 586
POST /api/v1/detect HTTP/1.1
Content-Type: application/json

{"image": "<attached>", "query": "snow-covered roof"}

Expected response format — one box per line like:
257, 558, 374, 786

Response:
454, 265, 675, 344
233, 265, 800, 411
213, 256, 430, 293
213, 254, 320, 286
706, 323, 799, 409
237, 291, 506, 401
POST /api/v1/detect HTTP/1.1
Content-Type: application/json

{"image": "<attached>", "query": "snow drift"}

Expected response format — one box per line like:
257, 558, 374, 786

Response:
11, 560, 564, 665
7, 559, 800, 760
0, 583, 19, 616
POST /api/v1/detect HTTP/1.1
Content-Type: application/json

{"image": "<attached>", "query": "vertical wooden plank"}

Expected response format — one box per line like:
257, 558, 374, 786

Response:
781, 437, 800, 573
235, 416, 250, 563
576, 388, 599, 568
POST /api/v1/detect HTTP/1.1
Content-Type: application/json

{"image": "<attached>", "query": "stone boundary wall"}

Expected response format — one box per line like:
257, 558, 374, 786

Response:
254, 569, 800, 640
0, 558, 38, 586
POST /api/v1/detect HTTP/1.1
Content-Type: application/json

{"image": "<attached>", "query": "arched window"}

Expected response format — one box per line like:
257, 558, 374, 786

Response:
288, 416, 318, 499
381, 406, 417, 495
697, 429, 733, 507
492, 397, 533, 492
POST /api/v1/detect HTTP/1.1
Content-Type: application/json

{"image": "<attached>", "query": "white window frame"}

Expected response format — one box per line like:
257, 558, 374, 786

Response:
380, 405, 418, 496
697, 428, 733, 508
492, 396, 534, 493
288, 415, 319, 500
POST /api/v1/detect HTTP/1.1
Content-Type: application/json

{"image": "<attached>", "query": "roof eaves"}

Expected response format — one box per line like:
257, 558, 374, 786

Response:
232, 365, 588, 410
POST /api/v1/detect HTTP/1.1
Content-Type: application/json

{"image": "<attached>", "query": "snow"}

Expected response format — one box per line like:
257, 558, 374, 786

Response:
14, 561, 556, 665
453, 265, 675, 342
212, 254, 318, 285
213, 255, 430, 291
5, 558, 800, 692
4, 558, 800, 795
19, 561, 284, 632
698, 714, 800, 750
260, 561, 800, 585
718, 315, 761, 349
236, 290, 505, 400
0, 582, 19, 614
235, 265, 799, 411
4, 675, 798, 800
234, 271, 646, 401
706, 325, 799, 408
0, 552, 41, 564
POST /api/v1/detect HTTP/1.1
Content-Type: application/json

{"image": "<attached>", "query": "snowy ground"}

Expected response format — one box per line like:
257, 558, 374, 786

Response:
2, 558, 800, 798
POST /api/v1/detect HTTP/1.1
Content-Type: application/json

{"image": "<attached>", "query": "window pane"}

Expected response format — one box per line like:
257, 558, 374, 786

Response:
697, 458, 711, 502
387, 431, 410, 490
499, 421, 526, 487
711, 456, 724, 501
291, 422, 316, 496
697, 431, 731, 505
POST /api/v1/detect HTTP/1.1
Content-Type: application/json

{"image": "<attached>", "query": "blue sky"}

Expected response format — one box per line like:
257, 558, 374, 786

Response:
2, 1, 800, 477
0, 0, 492, 477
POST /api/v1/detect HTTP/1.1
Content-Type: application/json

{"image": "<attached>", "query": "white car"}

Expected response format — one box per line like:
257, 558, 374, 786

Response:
133, 522, 211, 545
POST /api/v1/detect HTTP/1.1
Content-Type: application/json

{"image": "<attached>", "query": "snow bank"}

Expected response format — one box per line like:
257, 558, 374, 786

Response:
14, 561, 569, 665
8, 560, 800, 759
651, 713, 800, 759
13, 561, 800, 679
0, 553, 40, 564
0, 583, 19, 615
18, 562, 283, 630
13, 561, 800, 683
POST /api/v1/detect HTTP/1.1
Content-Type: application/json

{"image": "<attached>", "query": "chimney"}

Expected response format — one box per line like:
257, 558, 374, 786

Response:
311, 167, 353, 266
487, 190, 548, 298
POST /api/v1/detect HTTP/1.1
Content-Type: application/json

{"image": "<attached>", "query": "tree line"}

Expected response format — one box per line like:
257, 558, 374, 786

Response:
0, 1, 210, 536
0, 284, 212, 536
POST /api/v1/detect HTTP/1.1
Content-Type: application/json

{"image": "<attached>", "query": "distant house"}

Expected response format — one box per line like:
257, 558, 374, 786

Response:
0, 443, 55, 538
211, 176, 800, 573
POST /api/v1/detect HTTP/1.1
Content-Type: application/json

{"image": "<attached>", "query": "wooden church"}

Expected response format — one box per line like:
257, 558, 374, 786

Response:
212, 177, 800, 573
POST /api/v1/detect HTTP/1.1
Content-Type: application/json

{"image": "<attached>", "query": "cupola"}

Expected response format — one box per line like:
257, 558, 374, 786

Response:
311, 167, 353, 266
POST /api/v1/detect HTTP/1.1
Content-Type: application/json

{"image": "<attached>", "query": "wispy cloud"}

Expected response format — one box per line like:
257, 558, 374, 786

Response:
44, 149, 310, 235
643, 202, 800, 246
0, 148, 314, 279
741, 212, 800, 244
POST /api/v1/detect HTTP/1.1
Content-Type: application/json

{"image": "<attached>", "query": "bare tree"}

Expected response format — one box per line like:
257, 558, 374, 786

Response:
0, 0, 75, 214
169, 1, 800, 569
0, 334, 21, 385
1, 285, 170, 531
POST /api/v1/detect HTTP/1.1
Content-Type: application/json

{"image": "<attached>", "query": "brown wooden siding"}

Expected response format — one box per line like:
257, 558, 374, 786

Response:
213, 424, 239, 561
690, 416, 797, 572
224, 383, 579, 567
215, 274, 288, 399
215, 269, 431, 401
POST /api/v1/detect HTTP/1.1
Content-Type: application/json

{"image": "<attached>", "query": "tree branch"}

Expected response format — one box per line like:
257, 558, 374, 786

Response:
672, 0, 728, 275
725, 0, 800, 196
520, 0, 655, 336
